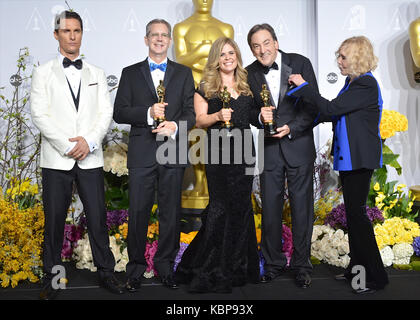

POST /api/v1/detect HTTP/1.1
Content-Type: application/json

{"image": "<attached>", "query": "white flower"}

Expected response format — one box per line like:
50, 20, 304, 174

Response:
311, 225, 350, 268
115, 247, 129, 272
103, 143, 128, 176
72, 234, 96, 271
392, 243, 414, 265
380, 246, 394, 267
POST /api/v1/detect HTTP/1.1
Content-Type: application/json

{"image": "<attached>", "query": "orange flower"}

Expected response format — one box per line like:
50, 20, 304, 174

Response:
180, 231, 198, 244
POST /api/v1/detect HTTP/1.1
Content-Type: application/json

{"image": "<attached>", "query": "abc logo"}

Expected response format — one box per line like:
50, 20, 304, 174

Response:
327, 72, 338, 84
107, 75, 118, 87
10, 74, 22, 87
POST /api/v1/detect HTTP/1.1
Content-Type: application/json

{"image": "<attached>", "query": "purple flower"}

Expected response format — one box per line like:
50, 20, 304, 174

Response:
325, 203, 347, 230
61, 239, 73, 260
106, 209, 128, 230
413, 237, 420, 257
173, 242, 189, 271
366, 206, 385, 225
259, 250, 265, 276
325, 204, 384, 230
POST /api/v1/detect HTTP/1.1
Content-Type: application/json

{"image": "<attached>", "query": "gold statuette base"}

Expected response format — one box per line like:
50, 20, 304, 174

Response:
182, 194, 209, 209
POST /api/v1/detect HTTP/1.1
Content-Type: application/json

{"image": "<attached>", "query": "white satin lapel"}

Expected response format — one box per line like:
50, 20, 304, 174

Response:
52, 59, 77, 112
78, 65, 91, 114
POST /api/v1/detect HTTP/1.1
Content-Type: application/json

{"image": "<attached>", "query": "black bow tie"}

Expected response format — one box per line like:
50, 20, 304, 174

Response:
262, 62, 278, 74
63, 57, 83, 70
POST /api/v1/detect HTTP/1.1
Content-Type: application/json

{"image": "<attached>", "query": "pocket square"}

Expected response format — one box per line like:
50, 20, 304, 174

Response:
88, 83, 98, 86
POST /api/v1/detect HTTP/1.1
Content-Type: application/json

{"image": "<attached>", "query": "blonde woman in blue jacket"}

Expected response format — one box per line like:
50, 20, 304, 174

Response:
288, 36, 388, 294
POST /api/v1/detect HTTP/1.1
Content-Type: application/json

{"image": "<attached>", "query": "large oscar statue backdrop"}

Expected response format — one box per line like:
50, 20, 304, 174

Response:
173, 0, 233, 209
408, 17, 420, 211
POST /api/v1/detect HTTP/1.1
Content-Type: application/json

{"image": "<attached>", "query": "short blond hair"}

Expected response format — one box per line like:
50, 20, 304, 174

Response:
336, 36, 378, 77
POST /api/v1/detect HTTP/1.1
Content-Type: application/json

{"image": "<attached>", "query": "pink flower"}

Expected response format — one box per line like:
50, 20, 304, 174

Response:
282, 225, 293, 266
144, 240, 158, 276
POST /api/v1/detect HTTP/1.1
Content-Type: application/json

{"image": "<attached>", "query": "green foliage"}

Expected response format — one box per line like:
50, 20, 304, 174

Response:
0, 48, 41, 199
368, 140, 418, 221
104, 172, 129, 210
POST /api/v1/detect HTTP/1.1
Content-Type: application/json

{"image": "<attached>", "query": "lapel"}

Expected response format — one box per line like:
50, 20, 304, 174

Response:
279, 51, 292, 107
140, 58, 158, 101
163, 59, 174, 89
78, 63, 91, 114
52, 59, 77, 113
251, 64, 276, 107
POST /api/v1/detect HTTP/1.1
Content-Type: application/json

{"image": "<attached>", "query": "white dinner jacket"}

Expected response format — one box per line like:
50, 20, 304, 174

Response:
30, 58, 113, 170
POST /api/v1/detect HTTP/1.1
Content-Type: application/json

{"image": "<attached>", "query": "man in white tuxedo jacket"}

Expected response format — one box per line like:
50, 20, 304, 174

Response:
30, 10, 123, 299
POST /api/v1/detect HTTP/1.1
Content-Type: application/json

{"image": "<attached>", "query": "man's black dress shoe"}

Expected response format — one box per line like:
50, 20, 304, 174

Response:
260, 270, 284, 283
161, 274, 179, 289
39, 281, 60, 300
260, 272, 277, 283
353, 287, 376, 294
126, 278, 142, 292
295, 271, 311, 289
100, 275, 125, 294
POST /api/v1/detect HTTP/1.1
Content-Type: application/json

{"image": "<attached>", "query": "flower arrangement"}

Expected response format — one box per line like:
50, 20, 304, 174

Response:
379, 109, 408, 139
392, 243, 414, 265
368, 182, 417, 221
103, 142, 128, 177
311, 225, 350, 268
374, 217, 420, 250
5, 178, 39, 209
324, 204, 384, 231
61, 219, 84, 260
314, 189, 342, 225
0, 197, 44, 288
282, 224, 293, 265
413, 237, 420, 257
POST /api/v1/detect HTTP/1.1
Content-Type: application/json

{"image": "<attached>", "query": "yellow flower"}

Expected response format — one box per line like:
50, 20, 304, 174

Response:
0, 198, 44, 288
147, 222, 159, 239
118, 223, 128, 239
254, 213, 261, 229
180, 231, 198, 244
373, 183, 380, 191
380, 109, 408, 139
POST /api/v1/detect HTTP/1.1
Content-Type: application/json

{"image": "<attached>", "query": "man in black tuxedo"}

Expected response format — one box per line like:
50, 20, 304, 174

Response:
113, 19, 195, 291
246, 24, 318, 288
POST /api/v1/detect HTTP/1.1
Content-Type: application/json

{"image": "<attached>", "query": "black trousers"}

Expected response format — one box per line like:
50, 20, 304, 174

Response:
126, 165, 185, 279
340, 168, 389, 289
260, 148, 314, 274
42, 164, 115, 280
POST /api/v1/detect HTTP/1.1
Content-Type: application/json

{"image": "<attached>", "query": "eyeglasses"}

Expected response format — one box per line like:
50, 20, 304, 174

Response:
148, 33, 171, 39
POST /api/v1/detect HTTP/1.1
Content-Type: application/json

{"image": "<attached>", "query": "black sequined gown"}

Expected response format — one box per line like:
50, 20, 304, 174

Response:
175, 90, 260, 293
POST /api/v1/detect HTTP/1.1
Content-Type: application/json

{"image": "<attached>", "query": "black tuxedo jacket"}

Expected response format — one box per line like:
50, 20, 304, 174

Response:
246, 51, 318, 169
113, 58, 195, 168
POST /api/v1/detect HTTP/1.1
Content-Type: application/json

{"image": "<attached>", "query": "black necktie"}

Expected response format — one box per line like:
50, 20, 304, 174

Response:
63, 57, 83, 70
262, 62, 278, 74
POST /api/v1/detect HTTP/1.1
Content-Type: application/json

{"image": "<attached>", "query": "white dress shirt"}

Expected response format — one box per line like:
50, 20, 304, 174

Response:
264, 53, 282, 108
259, 53, 291, 139
59, 54, 97, 154
146, 57, 178, 138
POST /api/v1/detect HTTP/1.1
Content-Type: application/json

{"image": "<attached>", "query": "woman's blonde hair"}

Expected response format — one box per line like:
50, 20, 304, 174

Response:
200, 37, 252, 98
336, 36, 378, 78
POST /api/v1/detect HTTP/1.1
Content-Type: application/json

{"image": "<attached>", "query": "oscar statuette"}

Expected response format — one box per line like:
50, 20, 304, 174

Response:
219, 86, 233, 131
260, 84, 277, 136
152, 80, 166, 130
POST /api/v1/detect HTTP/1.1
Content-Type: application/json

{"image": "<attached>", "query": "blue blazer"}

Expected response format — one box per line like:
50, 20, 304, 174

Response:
288, 72, 383, 171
